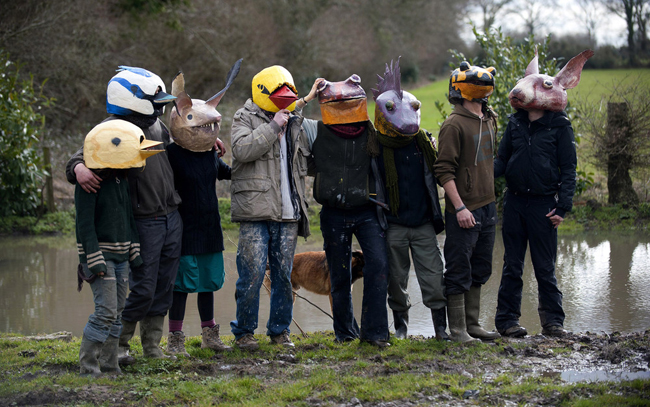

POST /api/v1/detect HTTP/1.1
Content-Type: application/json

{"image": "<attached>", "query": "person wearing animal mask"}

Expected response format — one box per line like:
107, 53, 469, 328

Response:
164, 60, 242, 357
229, 66, 319, 351
75, 120, 162, 376
434, 62, 500, 343
494, 50, 592, 338
372, 58, 447, 341
306, 74, 391, 348
66, 66, 184, 363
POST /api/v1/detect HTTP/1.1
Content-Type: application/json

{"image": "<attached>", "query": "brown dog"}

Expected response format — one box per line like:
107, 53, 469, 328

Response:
264, 250, 365, 311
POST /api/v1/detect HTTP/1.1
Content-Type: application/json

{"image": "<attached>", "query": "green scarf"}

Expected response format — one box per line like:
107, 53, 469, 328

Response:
377, 129, 438, 216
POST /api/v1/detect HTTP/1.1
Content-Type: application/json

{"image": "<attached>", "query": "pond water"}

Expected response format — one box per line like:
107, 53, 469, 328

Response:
1, 230, 649, 338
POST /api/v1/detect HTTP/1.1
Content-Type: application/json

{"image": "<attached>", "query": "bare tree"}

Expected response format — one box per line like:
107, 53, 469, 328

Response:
573, 0, 603, 47
469, 0, 515, 33
507, 0, 557, 37
577, 80, 650, 205
603, 0, 650, 65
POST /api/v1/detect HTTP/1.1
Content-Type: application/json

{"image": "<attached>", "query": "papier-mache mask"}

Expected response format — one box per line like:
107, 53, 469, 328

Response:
372, 58, 421, 137
106, 66, 176, 117
84, 120, 163, 169
317, 75, 369, 125
252, 66, 299, 113
170, 59, 242, 152
449, 62, 496, 105
509, 49, 594, 112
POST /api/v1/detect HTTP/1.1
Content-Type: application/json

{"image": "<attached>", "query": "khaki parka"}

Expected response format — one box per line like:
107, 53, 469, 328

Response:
230, 99, 311, 237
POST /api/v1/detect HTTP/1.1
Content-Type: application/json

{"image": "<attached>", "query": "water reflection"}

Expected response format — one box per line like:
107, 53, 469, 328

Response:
0, 231, 649, 338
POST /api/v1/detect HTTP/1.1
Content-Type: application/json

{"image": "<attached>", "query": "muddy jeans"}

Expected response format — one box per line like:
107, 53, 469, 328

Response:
230, 221, 298, 339
82, 260, 129, 342
321, 206, 389, 342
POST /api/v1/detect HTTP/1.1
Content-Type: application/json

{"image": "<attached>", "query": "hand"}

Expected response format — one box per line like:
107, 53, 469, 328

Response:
214, 138, 226, 158
457, 208, 476, 229
75, 163, 102, 193
98, 272, 105, 277
546, 209, 564, 229
272, 109, 290, 130
307, 78, 325, 102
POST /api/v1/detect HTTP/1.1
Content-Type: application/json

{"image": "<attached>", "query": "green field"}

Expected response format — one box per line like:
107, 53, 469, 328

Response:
369, 69, 650, 135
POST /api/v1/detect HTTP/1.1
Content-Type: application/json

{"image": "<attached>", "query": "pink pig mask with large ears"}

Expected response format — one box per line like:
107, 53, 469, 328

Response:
509, 49, 594, 112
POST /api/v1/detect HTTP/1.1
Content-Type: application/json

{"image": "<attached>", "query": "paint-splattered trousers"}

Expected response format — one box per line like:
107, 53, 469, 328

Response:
230, 221, 298, 339
321, 206, 389, 342
495, 191, 564, 332
82, 260, 129, 342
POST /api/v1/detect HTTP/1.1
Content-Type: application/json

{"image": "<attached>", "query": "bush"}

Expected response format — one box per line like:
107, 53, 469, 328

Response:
0, 51, 54, 216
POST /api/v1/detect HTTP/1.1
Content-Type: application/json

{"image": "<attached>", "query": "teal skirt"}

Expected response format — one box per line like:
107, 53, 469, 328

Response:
174, 252, 225, 293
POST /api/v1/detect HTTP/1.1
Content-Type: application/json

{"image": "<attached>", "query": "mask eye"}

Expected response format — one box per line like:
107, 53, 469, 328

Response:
411, 100, 421, 111
543, 80, 553, 89
112, 137, 122, 146
139, 136, 144, 143
187, 114, 193, 120
386, 100, 395, 111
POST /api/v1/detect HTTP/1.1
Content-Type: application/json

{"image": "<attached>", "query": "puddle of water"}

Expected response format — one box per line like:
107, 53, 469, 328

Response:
561, 369, 650, 383
1, 231, 649, 337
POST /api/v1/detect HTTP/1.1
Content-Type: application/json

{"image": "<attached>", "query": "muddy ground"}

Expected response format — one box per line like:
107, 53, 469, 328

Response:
3, 330, 650, 406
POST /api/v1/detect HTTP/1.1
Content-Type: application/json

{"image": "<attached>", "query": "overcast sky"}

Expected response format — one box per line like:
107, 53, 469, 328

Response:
463, 0, 628, 47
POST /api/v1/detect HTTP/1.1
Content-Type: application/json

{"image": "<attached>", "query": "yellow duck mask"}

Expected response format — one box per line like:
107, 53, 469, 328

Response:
84, 120, 163, 169
252, 65, 299, 113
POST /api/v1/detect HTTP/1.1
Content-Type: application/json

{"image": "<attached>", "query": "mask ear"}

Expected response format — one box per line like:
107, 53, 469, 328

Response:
556, 49, 595, 90
206, 58, 243, 108
525, 51, 539, 77
171, 72, 185, 97
174, 91, 193, 115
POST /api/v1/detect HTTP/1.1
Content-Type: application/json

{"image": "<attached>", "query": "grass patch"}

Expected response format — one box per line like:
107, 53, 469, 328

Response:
2, 331, 648, 406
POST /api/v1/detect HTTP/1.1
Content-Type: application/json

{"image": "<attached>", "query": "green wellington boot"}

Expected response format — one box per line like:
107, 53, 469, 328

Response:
140, 315, 176, 360
447, 294, 478, 343
79, 335, 103, 377
465, 286, 500, 341
118, 319, 137, 365
99, 335, 122, 375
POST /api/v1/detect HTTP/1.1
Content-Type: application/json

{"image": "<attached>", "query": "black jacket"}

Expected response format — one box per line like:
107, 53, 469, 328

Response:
167, 143, 231, 255
494, 110, 577, 217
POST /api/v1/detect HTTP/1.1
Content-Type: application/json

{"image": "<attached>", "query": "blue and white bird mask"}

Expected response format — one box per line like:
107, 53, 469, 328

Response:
106, 66, 176, 117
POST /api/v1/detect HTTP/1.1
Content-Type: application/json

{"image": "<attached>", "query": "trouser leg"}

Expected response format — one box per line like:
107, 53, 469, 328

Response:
266, 222, 298, 337
495, 193, 528, 332
230, 221, 269, 339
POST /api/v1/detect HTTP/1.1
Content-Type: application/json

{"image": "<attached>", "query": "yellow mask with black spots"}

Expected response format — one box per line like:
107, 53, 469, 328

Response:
251, 66, 299, 113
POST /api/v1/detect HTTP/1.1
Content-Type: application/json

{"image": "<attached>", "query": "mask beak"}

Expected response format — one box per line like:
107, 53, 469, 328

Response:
153, 91, 177, 106
269, 85, 298, 110
140, 139, 164, 159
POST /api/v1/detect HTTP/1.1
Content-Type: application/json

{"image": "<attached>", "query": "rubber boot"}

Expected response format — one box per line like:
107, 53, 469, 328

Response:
141, 315, 176, 360
431, 307, 450, 341
99, 335, 122, 375
392, 310, 409, 339
79, 335, 103, 377
447, 294, 478, 343
465, 286, 500, 341
118, 319, 137, 365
